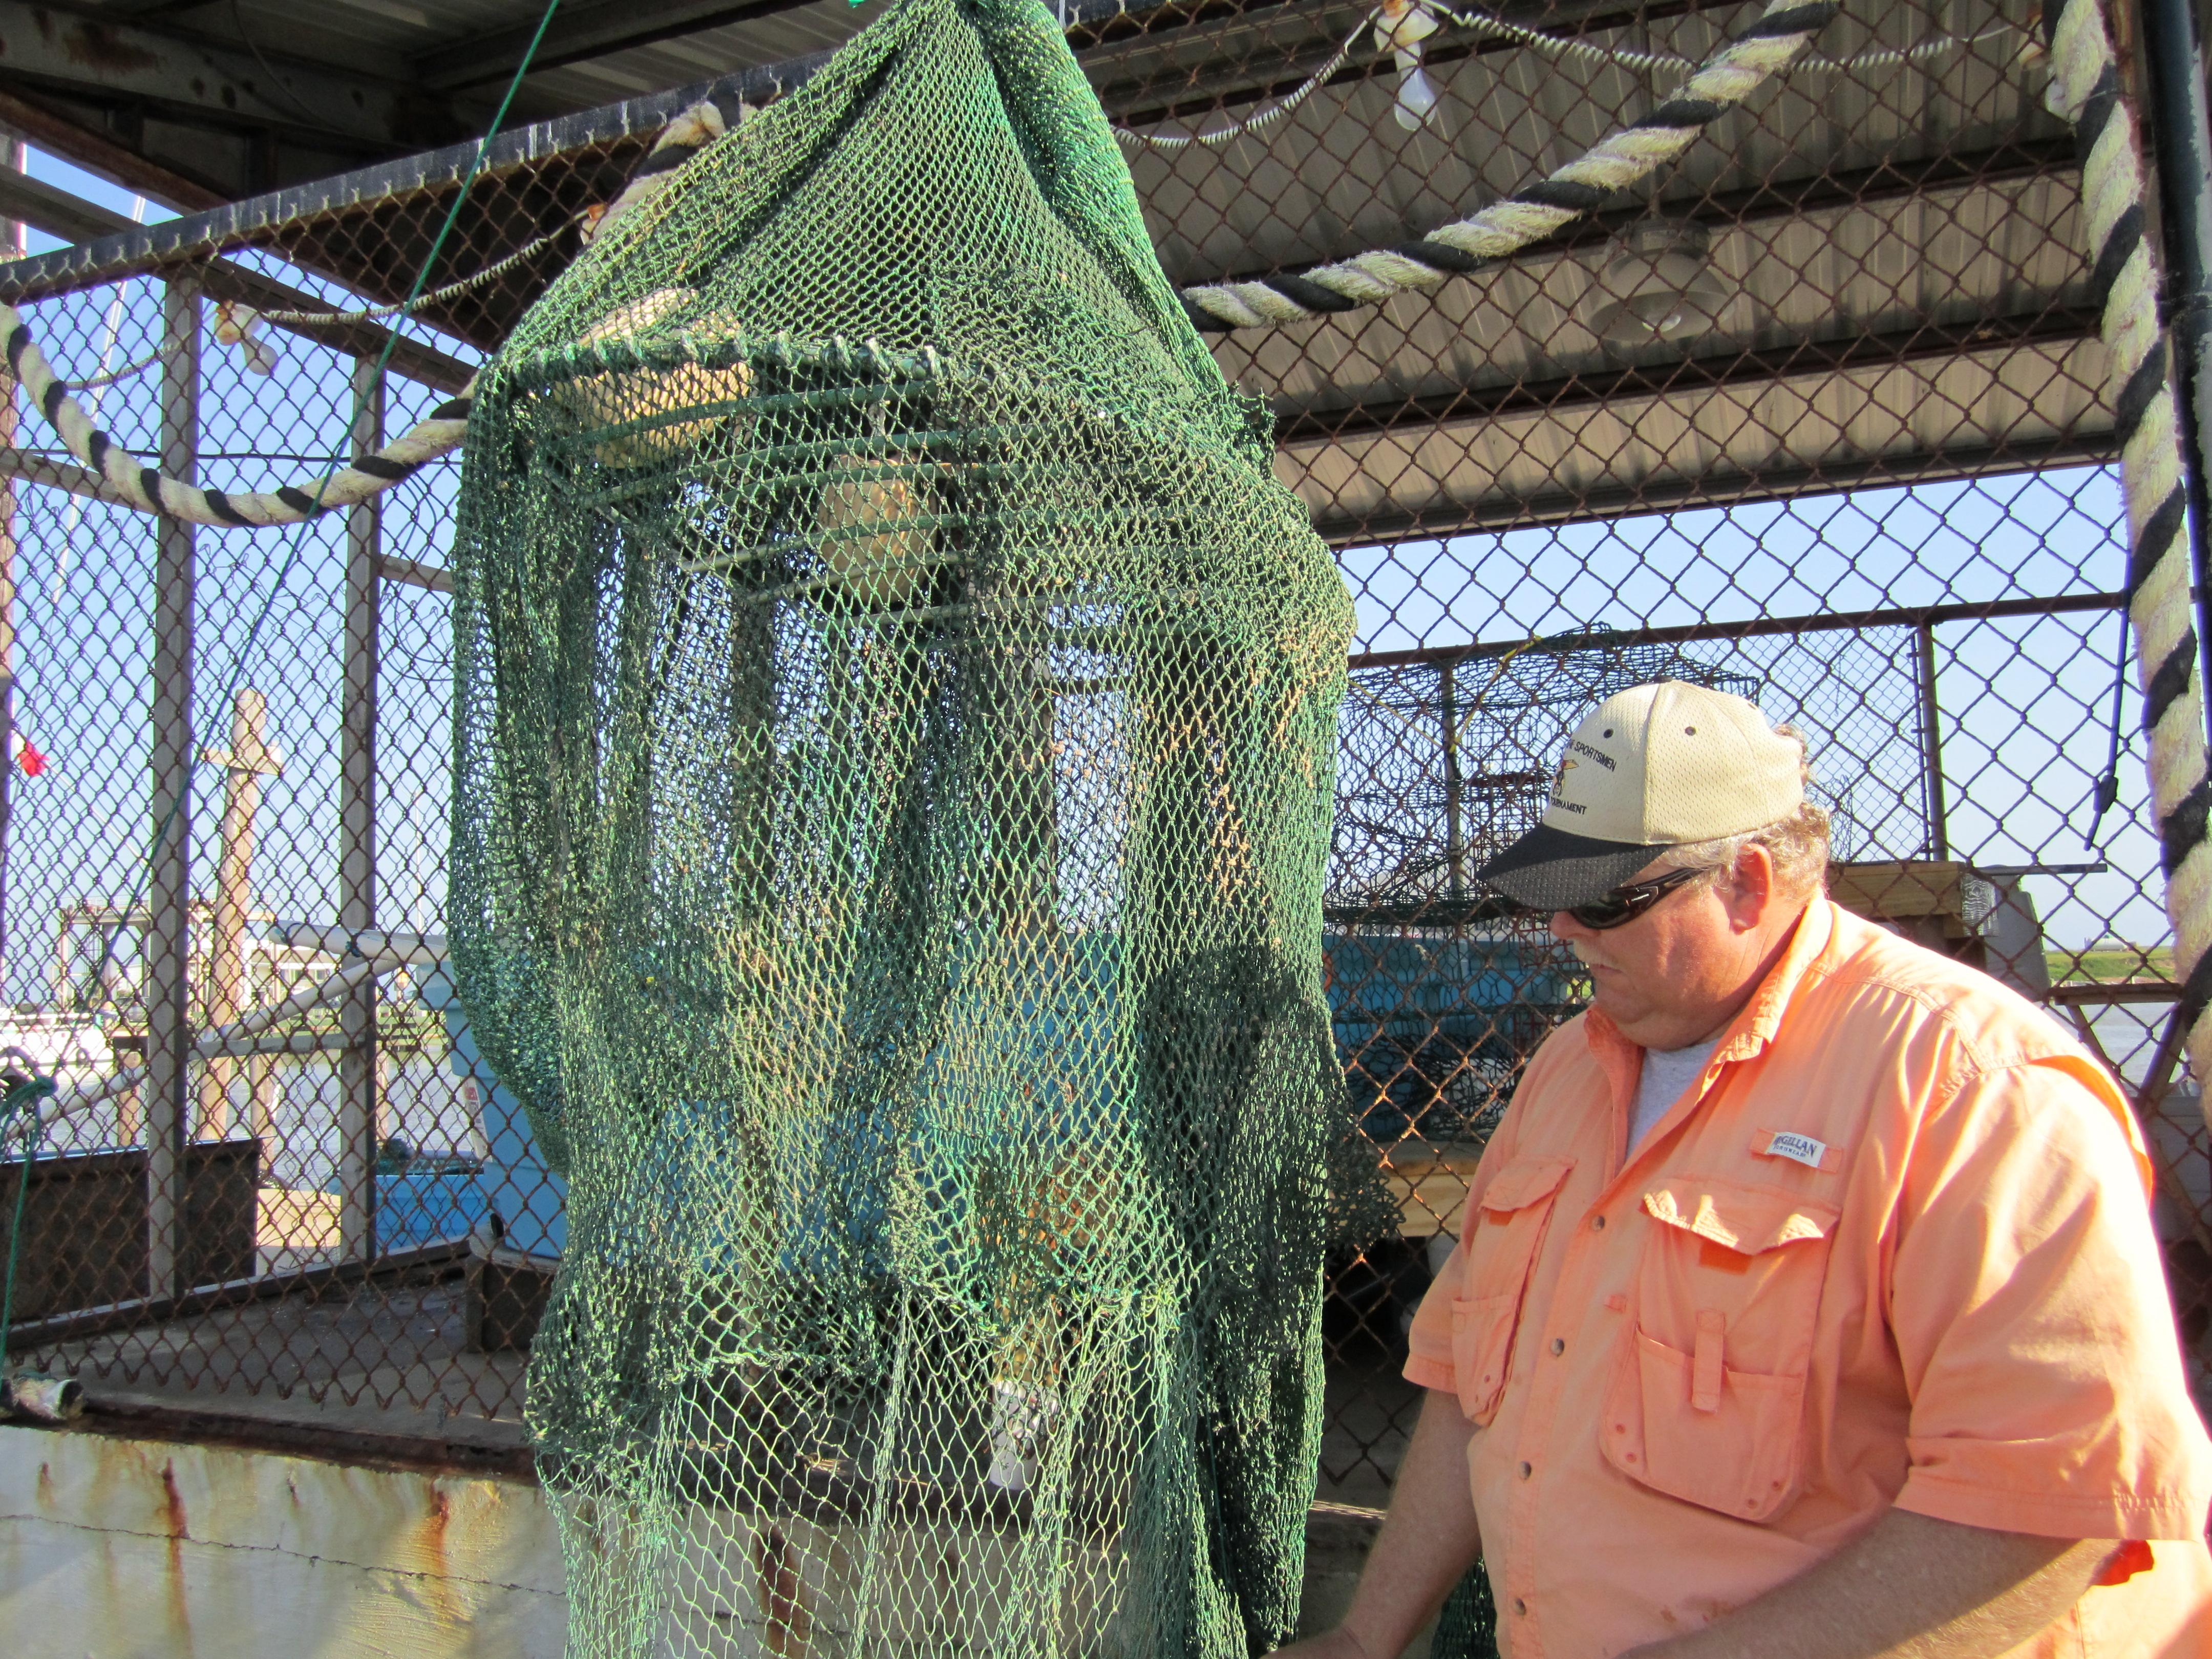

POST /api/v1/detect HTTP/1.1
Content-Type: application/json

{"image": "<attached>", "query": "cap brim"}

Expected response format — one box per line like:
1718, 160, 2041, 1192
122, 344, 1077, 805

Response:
1478, 823, 1674, 911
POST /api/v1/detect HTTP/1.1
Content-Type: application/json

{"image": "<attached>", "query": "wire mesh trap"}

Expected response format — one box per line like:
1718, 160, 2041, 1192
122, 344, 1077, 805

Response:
449, 1, 1352, 1652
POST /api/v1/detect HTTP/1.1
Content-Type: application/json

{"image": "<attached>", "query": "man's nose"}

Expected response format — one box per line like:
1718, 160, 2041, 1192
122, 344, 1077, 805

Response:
1550, 910, 1586, 943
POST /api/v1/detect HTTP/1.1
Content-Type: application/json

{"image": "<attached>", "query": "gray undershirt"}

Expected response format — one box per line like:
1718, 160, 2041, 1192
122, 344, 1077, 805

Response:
1628, 1035, 1723, 1151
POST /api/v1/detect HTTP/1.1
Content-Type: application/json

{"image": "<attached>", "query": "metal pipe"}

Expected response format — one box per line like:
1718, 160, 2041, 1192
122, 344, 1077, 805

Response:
339, 357, 382, 1263
1439, 660, 1465, 903
1346, 590, 2129, 672
273, 922, 445, 965
145, 273, 198, 1300
2138, 0, 2212, 704
48, 957, 389, 1125
0, 139, 19, 996
1917, 621, 1950, 861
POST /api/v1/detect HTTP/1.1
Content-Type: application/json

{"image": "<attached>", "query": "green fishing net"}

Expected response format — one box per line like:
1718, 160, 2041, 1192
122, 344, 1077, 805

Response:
448, 0, 1354, 1652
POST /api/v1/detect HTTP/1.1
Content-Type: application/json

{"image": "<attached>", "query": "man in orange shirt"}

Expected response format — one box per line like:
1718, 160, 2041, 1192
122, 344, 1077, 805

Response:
1279, 680, 2212, 1659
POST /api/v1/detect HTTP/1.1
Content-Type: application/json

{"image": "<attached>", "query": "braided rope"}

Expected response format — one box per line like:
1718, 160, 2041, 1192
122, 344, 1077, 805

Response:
253, 221, 578, 325
1441, 5, 2020, 77
1115, 15, 1368, 148
2046, 0, 2212, 1096
1121, 3, 2005, 155
0, 102, 729, 529
1178, 0, 1838, 331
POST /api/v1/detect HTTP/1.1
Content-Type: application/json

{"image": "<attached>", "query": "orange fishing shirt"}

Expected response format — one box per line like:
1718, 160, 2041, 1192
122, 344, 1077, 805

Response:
1404, 899, 2212, 1658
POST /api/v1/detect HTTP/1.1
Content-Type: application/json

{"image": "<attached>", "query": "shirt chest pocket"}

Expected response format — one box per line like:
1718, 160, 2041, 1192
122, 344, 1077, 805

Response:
1602, 1175, 1839, 1523
1449, 1156, 1574, 1426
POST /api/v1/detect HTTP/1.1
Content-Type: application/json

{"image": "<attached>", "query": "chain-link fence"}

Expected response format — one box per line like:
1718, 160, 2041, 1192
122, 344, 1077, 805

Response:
0, 0, 2202, 1512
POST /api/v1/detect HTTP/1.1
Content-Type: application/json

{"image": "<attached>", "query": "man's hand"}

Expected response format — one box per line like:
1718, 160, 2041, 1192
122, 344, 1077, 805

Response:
1263, 1390, 1483, 1659
1613, 1508, 2116, 1659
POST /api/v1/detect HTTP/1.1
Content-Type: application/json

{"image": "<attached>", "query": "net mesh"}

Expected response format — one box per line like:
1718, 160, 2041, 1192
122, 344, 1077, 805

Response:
446, 1, 1354, 1653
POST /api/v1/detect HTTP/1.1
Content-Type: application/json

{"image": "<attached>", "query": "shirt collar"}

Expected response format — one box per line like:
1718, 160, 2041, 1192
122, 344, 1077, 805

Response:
1584, 897, 1838, 1080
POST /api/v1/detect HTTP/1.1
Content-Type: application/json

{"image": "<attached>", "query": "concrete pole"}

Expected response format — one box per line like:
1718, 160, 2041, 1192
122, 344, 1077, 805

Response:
338, 358, 382, 1261
197, 688, 281, 1140
147, 274, 200, 1297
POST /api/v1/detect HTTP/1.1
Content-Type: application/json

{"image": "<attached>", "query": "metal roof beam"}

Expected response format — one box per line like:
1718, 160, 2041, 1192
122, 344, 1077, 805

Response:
1280, 308, 2104, 445
1186, 138, 2077, 292
415, 0, 827, 93
1095, 0, 1748, 125
1305, 432, 2121, 545
0, 160, 143, 244
0, 2, 481, 155
0, 85, 227, 211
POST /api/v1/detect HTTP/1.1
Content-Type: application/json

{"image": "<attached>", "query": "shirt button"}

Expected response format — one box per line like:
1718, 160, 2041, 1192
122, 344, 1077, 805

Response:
1513, 1599, 1528, 1616
1590, 1215, 1606, 1230
1518, 1461, 1533, 1480
1549, 1337, 1565, 1356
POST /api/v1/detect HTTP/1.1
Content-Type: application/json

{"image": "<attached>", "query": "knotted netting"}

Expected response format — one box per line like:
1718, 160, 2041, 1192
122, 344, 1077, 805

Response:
445, 0, 1356, 1653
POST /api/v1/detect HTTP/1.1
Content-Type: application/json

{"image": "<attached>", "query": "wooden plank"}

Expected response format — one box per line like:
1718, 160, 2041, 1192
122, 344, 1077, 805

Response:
0, 444, 141, 510
0, 1141, 257, 1322
2046, 980, 2182, 1005
1379, 1138, 1482, 1240
375, 554, 455, 593
1828, 859, 1970, 925
7, 1235, 470, 1353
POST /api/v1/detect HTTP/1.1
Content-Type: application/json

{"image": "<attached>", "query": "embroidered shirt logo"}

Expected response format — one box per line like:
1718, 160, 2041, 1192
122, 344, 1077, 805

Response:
1761, 1131, 1827, 1170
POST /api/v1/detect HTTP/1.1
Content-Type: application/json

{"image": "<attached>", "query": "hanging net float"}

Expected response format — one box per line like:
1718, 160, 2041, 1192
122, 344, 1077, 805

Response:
561, 287, 756, 466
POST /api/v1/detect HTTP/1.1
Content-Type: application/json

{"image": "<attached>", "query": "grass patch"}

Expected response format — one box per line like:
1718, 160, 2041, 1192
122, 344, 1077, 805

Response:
2049, 945, 2175, 983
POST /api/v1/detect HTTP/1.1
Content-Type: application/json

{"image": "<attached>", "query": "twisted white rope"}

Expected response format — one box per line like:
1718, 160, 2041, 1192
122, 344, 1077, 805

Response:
0, 103, 725, 528
1178, 0, 1839, 331
2045, 0, 2212, 1101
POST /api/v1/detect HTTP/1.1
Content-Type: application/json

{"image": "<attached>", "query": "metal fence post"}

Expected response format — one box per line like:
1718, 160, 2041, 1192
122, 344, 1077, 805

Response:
1916, 621, 1949, 861
0, 138, 23, 995
147, 273, 200, 1298
338, 356, 383, 1262
2138, 0, 2212, 707
1439, 660, 1465, 903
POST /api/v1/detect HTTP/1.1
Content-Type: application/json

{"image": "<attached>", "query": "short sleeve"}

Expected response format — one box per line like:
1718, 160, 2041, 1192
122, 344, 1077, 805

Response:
1889, 1058, 2212, 1540
1405, 1231, 1465, 1393
1402, 1122, 1527, 1395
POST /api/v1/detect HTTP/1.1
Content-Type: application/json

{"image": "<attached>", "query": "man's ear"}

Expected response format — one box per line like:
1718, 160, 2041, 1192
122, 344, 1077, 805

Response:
1721, 846, 1777, 931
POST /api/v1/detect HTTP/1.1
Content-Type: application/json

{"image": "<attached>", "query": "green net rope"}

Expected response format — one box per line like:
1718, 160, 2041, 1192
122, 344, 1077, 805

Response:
447, 1, 1355, 1653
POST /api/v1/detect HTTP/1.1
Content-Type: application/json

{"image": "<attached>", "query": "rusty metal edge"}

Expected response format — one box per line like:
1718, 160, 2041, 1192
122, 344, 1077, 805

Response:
6, 1400, 1398, 1511
2, 1396, 542, 1483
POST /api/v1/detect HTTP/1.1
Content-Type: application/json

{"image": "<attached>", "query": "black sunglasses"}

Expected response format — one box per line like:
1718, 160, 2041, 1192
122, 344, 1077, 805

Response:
1559, 864, 1709, 930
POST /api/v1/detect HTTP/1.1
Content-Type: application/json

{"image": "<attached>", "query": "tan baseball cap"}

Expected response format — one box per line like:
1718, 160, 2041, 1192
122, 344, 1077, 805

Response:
1479, 680, 1805, 910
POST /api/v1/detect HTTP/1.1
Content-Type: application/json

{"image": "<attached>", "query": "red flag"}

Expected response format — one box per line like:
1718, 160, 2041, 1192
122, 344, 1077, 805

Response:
12, 731, 46, 776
